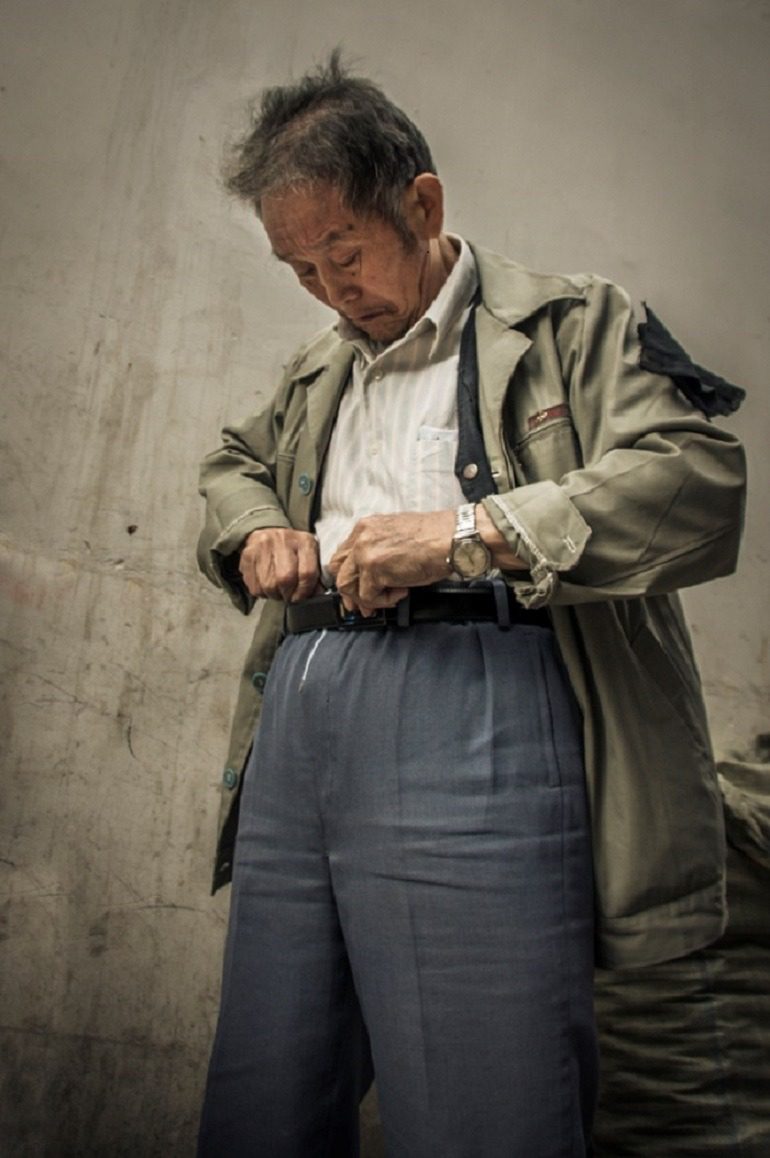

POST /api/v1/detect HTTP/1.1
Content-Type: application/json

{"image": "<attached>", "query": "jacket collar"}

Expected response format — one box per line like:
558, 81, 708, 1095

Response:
285, 327, 353, 384
469, 242, 585, 327
285, 242, 586, 384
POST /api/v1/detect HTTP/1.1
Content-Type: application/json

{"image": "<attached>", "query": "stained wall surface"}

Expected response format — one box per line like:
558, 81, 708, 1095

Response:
1, 1, 768, 1153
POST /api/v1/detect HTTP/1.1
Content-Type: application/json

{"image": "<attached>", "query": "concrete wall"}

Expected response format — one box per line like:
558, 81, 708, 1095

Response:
1, 1, 767, 1153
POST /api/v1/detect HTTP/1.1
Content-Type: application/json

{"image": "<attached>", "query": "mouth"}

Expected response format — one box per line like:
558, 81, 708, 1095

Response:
350, 308, 389, 326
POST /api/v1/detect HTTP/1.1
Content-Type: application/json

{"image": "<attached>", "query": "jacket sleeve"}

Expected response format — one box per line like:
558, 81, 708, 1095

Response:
482, 278, 747, 606
197, 381, 293, 614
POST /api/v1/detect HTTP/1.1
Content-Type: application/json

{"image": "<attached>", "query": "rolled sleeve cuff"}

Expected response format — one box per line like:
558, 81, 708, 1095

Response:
482, 483, 591, 607
211, 503, 292, 561
206, 504, 292, 615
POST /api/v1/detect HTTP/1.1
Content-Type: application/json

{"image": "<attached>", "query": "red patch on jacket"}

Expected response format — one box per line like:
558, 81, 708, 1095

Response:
527, 404, 571, 431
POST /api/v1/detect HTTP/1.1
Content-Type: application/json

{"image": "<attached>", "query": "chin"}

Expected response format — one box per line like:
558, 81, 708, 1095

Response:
363, 316, 407, 343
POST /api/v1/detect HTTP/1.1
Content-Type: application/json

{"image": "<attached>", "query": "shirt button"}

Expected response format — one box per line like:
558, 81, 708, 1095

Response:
222, 767, 238, 790
373, 371, 383, 382
251, 671, 267, 691
298, 474, 313, 496
369, 441, 380, 456
462, 462, 479, 480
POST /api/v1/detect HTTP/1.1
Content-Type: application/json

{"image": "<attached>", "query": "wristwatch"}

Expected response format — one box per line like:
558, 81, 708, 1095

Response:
447, 503, 492, 580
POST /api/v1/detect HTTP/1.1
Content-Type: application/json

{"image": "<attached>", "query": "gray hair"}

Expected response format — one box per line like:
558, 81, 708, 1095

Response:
223, 50, 436, 245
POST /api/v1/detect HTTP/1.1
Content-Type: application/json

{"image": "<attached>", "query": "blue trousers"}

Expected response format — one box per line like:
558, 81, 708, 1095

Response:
198, 622, 597, 1156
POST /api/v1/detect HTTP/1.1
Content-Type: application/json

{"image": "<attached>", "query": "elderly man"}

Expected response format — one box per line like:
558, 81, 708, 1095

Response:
196, 54, 745, 1157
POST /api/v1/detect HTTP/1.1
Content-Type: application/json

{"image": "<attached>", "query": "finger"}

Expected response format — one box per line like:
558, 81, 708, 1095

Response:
240, 530, 315, 601
239, 530, 274, 596
376, 586, 409, 608
336, 568, 362, 614
239, 551, 262, 598
340, 593, 361, 614
327, 543, 351, 580
246, 575, 267, 599
356, 564, 393, 608
249, 549, 289, 601
334, 550, 360, 596
349, 586, 410, 618
262, 535, 302, 601
291, 538, 321, 602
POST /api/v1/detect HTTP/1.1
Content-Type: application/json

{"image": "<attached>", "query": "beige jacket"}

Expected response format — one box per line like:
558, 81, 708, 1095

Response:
198, 244, 746, 968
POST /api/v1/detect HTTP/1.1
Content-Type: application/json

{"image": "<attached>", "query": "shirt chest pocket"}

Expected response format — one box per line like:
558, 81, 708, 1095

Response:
412, 425, 461, 510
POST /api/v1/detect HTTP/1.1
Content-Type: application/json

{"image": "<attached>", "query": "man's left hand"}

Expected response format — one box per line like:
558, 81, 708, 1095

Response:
330, 511, 455, 615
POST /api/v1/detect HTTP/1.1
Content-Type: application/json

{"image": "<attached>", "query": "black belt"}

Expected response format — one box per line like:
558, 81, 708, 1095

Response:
284, 582, 551, 634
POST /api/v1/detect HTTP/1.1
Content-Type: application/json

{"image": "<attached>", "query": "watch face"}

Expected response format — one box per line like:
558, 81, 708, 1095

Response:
452, 537, 491, 578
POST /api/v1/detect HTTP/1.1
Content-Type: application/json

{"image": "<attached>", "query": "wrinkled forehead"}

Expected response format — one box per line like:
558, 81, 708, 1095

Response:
260, 184, 365, 257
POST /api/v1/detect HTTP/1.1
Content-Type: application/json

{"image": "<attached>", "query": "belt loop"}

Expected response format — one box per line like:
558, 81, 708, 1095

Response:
492, 579, 511, 630
395, 591, 411, 628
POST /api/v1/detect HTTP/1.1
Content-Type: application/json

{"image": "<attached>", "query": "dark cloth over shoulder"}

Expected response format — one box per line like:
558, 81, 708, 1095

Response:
638, 304, 746, 418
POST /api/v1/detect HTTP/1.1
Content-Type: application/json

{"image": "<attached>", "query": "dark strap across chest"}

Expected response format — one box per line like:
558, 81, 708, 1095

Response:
454, 296, 498, 502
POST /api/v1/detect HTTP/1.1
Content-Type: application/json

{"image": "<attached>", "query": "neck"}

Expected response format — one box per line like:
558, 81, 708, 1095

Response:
419, 233, 460, 314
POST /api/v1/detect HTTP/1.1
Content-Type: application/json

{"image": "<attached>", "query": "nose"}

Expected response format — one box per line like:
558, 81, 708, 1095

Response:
319, 265, 359, 310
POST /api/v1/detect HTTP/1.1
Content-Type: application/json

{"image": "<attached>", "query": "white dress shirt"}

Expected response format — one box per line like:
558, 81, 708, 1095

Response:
316, 238, 479, 580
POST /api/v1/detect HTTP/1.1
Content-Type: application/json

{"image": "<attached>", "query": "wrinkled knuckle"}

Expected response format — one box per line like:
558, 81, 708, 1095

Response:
298, 568, 317, 591
365, 545, 387, 569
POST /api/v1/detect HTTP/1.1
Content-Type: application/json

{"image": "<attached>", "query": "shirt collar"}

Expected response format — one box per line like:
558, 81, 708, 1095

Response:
336, 236, 478, 365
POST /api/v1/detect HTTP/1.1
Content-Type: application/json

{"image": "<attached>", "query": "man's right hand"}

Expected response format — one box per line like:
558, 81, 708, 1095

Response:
238, 528, 321, 603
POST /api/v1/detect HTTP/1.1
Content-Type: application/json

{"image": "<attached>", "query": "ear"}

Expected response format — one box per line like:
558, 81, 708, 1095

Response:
402, 173, 445, 240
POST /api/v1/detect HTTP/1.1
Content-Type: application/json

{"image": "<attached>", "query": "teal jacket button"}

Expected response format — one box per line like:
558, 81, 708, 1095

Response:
298, 474, 313, 496
222, 767, 238, 790
251, 671, 267, 691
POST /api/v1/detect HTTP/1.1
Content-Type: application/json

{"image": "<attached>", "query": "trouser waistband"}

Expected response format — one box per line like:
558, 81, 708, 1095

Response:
284, 582, 551, 634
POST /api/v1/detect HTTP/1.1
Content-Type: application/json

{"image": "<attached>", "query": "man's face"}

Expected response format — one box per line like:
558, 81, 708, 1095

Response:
261, 184, 431, 344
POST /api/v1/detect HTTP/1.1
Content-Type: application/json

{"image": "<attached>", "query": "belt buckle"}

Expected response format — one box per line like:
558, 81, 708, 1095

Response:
337, 603, 389, 630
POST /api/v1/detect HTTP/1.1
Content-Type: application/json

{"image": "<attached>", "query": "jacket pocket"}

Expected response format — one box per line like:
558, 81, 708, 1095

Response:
511, 417, 582, 482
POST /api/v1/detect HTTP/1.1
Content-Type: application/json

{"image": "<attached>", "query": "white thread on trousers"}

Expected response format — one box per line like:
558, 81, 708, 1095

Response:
299, 630, 327, 691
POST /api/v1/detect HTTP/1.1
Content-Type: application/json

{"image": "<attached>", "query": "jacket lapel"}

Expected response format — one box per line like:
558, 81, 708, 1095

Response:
470, 245, 586, 491
293, 342, 354, 527
474, 307, 532, 489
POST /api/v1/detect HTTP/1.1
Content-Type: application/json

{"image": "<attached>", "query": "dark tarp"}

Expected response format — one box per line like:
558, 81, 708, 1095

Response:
593, 760, 770, 1157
